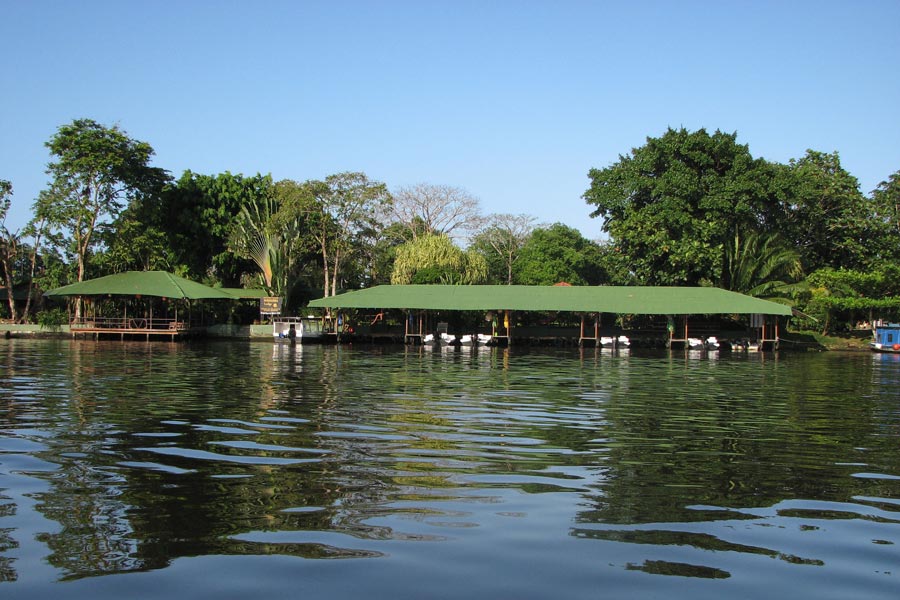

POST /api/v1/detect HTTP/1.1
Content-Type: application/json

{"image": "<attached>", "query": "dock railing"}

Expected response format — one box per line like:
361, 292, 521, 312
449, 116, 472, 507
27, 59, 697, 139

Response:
70, 317, 191, 338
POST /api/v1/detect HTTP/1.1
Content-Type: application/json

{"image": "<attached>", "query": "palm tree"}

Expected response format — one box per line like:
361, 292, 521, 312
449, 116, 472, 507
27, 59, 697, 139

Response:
721, 231, 805, 301
229, 195, 304, 306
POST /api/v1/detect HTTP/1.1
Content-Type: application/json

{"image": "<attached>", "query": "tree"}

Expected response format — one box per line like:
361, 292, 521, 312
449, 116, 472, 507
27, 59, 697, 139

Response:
720, 231, 803, 300
227, 181, 316, 309
308, 172, 391, 296
391, 233, 488, 285
801, 266, 900, 334
389, 183, 482, 240
149, 171, 272, 284
469, 213, 536, 284
871, 170, 900, 263
36, 119, 169, 285
784, 150, 875, 271
513, 223, 605, 286
0, 179, 18, 319
0, 181, 50, 323
584, 128, 785, 285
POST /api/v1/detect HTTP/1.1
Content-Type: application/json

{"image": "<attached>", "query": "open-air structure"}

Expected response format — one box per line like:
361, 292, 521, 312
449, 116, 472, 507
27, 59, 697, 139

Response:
308, 284, 793, 348
45, 271, 265, 340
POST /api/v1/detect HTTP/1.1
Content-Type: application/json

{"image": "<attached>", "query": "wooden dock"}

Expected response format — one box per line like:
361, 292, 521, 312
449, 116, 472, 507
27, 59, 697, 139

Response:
69, 317, 200, 341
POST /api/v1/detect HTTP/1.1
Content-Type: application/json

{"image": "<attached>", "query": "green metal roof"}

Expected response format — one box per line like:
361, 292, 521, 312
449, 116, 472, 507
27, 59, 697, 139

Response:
44, 271, 238, 300
308, 285, 793, 316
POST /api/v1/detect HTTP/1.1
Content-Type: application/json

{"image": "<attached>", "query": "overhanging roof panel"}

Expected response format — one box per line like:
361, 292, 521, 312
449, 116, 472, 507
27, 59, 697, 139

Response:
308, 285, 792, 316
44, 271, 238, 300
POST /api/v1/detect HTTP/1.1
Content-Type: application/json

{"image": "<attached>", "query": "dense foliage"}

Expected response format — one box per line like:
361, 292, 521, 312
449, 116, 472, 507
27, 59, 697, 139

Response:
2, 120, 898, 332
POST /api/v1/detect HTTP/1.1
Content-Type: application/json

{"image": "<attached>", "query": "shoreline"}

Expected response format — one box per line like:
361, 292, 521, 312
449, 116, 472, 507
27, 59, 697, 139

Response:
0, 323, 876, 351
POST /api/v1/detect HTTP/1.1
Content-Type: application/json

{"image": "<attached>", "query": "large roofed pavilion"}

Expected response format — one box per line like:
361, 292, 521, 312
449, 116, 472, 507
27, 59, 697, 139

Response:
308, 285, 791, 348
308, 285, 792, 315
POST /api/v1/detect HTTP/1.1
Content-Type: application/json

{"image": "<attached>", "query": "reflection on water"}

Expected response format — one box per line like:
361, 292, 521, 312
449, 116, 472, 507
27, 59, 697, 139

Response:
0, 339, 898, 599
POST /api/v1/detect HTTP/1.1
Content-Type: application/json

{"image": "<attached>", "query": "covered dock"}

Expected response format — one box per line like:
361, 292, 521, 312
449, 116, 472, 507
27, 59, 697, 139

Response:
307, 284, 793, 348
45, 271, 261, 341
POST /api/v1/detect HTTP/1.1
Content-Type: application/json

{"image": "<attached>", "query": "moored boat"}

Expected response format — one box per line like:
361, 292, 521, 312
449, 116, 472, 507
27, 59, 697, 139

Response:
870, 323, 900, 353
273, 317, 324, 342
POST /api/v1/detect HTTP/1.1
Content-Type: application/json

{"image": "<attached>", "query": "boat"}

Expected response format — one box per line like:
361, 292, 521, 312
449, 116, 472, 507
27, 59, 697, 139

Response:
617, 335, 631, 348
458, 334, 492, 346
870, 323, 900, 353
688, 336, 719, 350
273, 316, 324, 342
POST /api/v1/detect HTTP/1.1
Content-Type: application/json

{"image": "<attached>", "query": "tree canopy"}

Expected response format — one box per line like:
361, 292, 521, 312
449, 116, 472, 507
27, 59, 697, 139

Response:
36, 119, 169, 283
514, 223, 605, 286
584, 128, 783, 285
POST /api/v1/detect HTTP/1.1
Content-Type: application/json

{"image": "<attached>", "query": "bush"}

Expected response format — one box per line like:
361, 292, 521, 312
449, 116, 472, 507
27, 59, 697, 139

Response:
36, 308, 69, 331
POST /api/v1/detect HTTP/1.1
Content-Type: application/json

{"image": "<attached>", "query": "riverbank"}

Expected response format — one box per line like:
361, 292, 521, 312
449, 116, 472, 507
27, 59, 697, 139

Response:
0, 322, 877, 351
0, 323, 274, 340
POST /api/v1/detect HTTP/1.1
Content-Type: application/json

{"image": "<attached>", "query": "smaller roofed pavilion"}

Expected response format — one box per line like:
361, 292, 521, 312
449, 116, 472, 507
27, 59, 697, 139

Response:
45, 271, 260, 340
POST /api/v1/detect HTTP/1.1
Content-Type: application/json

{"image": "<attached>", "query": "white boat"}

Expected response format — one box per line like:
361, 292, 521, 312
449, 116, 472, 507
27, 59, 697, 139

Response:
689, 336, 719, 350
440, 332, 456, 345
273, 317, 324, 342
456, 334, 491, 346
687, 337, 705, 349
600, 336, 616, 348
423, 333, 436, 345
617, 335, 631, 348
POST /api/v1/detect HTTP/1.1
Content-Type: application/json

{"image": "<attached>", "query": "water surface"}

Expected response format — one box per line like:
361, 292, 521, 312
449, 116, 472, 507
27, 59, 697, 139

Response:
1, 339, 898, 599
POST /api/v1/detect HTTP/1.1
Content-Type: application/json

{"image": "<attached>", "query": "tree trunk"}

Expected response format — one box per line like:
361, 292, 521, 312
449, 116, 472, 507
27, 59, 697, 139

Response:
330, 248, 341, 297
1, 255, 17, 322
21, 229, 43, 323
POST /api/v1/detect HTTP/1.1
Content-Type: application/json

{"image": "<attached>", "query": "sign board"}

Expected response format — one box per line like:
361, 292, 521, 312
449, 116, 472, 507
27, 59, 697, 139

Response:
260, 297, 283, 315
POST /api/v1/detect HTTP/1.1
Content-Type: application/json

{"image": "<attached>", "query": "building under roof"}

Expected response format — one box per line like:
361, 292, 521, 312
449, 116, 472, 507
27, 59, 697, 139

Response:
308, 285, 790, 347
308, 285, 791, 315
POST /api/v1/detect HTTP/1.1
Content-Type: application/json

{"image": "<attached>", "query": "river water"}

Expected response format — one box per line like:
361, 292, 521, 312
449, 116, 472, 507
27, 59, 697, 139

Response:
0, 339, 898, 599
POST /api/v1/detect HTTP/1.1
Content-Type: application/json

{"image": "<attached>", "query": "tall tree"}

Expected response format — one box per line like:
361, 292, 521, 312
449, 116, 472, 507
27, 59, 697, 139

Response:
0, 179, 18, 320
36, 119, 169, 284
871, 170, 900, 264
390, 183, 482, 240
0, 182, 49, 323
470, 213, 536, 284
513, 223, 605, 286
308, 172, 391, 296
784, 150, 874, 271
584, 128, 784, 285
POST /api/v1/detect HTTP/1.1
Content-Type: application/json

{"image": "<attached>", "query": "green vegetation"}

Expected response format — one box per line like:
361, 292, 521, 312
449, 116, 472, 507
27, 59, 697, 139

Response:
2, 120, 898, 334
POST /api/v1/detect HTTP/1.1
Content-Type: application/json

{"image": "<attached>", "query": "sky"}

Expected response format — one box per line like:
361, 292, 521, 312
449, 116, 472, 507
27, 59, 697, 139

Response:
2, 0, 899, 240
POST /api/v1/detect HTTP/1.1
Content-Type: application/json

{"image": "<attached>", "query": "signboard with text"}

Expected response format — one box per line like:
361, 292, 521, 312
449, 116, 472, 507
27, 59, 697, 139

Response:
260, 297, 283, 315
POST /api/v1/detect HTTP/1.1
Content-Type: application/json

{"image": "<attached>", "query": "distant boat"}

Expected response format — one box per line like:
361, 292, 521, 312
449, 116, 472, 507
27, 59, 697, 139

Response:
688, 336, 719, 350
871, 323, 900, 353
273, 317, 324, 342
457, 334, 492, 346
600, 335, 630, 348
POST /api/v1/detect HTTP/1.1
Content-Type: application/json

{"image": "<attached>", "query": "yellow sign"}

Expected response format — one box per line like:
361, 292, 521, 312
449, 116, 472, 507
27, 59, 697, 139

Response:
260, 297, 283, 314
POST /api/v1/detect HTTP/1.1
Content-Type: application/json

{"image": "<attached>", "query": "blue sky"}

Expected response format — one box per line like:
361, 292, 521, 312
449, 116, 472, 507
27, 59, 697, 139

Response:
2, 0, 899, 240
